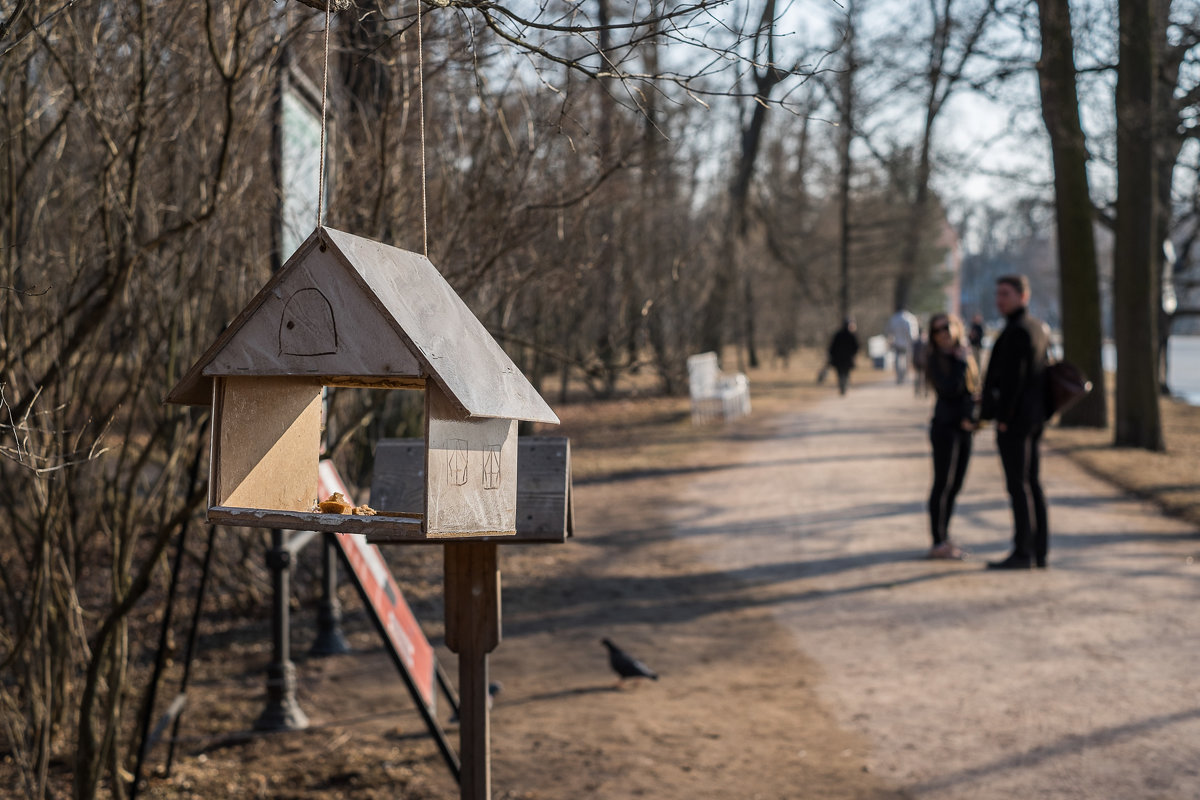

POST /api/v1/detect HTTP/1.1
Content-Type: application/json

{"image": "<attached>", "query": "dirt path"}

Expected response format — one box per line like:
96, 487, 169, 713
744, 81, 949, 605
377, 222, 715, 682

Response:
152, 369, 1200, 800
486, 389, 908, 799
665, 379, 1200, 799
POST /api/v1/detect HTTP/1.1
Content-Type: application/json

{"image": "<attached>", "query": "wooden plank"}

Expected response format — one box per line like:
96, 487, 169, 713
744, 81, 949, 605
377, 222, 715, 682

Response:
512, 438, 571, 536
370, 439, 426, 513
213, 377, 322, 510
208, 506, 425, 537
443, 543, 499, 800
424, 385, 518, 536
209, 506, 514, 542
322, 376, 426, 391
443, 543, 501, 654
203, 246, 423, 379
322, 227, 559, 424
207, 380, 222, 511
371, 436, 572, 543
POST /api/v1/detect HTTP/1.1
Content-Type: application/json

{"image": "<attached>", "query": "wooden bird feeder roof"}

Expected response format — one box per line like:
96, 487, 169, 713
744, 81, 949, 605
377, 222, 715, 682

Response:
166, 226, 558, 425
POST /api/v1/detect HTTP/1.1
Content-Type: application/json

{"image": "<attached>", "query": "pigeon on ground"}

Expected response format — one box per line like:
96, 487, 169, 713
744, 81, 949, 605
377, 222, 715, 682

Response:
601, 638, 659, 683
449, 681, 502, 723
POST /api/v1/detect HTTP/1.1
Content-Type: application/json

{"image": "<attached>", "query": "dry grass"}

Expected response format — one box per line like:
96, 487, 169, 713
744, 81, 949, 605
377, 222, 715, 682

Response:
1046, 381, 1200, 529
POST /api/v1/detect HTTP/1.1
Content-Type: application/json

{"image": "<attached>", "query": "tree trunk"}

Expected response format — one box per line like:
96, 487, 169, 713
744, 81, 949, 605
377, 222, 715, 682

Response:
732, 95, 773, 368
894, 117, 933, 314
1034, 0, 1107, 427
837, 1, 857, 323
595, 0, 621, 396
1113, 0, 1164, 449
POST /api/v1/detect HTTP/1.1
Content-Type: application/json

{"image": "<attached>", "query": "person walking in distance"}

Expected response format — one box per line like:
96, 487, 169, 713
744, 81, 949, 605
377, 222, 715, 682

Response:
887, 307, 919, 383
980, 275, 1051, 570
827, 319, 860, 396
912, 327, 929, 397
924, 313, 980, 559
968, 313, 985, 366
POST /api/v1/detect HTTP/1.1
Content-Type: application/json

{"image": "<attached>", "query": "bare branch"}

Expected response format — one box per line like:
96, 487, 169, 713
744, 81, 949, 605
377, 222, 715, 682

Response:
0, 284, 51, 296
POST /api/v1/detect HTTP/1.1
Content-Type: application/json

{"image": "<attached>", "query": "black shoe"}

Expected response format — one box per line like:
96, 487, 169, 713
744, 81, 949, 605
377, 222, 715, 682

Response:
987, 553, 1033, 570
1035, 557, 1047, 569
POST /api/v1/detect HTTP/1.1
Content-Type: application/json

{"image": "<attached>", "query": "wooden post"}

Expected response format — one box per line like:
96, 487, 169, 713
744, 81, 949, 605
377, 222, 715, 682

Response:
444, 543, 500, 800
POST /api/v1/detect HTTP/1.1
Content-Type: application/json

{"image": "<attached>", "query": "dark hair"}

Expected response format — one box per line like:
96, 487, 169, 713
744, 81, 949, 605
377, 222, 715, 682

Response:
996, 274, 1030, 295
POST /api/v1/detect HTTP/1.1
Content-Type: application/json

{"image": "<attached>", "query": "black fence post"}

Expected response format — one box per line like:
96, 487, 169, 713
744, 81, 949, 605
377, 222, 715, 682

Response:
310, 534, 350, 655
254, 529, 309, 731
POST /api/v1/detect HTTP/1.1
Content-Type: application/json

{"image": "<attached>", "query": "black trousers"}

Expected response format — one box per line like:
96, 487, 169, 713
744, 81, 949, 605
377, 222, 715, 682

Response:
929, 423, 973, 546
836, 368, 851, 395
997, 425, 1048, 562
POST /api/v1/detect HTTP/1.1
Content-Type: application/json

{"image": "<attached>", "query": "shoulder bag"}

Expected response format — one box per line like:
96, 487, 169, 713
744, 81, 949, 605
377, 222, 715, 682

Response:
1045, 359, 1092, 419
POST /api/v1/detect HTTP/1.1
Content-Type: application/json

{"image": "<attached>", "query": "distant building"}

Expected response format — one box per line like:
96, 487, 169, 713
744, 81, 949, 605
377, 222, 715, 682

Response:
1169, 224, 1200, 335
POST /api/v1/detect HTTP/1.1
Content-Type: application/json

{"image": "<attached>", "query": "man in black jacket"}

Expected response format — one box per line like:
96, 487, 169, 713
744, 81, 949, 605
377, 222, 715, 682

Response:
827, 319, 860, 396
980, 275, 1051, 570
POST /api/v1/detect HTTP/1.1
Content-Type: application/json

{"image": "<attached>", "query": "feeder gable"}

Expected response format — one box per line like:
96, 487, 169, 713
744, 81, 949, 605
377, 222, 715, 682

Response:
168, 227, 558, 425
204, 244, 422, 380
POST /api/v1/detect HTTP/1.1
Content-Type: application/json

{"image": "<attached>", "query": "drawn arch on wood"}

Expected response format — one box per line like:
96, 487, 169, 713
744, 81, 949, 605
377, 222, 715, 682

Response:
279, 287, 338, 356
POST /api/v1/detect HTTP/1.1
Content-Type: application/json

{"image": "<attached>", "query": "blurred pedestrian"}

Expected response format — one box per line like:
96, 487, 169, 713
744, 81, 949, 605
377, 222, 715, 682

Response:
924, 313, 980, 559
912, 328, 929, 396
968, 313, 985, 366
980, 275, 1051, 570
887, 307, 919, 383
827, 319, 860, 396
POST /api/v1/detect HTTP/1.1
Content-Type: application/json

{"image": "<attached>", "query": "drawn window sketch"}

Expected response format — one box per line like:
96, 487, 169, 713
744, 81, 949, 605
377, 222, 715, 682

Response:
279, 287, 338, 356
482, 444, 502, 490
447, 439, 469, 486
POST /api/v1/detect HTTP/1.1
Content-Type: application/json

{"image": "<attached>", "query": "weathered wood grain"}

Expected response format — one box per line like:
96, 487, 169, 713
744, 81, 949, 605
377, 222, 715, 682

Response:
322, 227, 559, 424
204, 246, 423, 379
208, 506, 424, 537
443, 542, 500, 800
168, 227, 559, 429
371, 436, 572, 543
424, 385, 518, 536
212, 377, 322, 510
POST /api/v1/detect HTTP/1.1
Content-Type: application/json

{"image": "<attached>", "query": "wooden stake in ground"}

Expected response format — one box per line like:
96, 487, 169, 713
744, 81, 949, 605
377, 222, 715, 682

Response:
444, 543, 501, 800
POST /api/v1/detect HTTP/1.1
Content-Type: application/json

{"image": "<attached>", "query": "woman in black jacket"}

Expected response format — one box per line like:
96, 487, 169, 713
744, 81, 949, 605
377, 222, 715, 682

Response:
924, 313, 980, 559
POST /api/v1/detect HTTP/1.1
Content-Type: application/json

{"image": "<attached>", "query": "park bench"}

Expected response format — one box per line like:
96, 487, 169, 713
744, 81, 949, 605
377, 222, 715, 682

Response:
867, 334, 890, 370
686, 352, 751, 423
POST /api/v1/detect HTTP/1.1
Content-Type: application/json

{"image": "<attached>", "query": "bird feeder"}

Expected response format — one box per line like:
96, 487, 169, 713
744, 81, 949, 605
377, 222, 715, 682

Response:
166, 226, 558, 540
167, 226, 563, 799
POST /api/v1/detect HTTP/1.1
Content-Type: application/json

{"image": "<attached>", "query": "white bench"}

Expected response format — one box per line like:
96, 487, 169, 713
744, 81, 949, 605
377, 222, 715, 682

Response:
867, 334, 891, 370
686, 352, 751, 423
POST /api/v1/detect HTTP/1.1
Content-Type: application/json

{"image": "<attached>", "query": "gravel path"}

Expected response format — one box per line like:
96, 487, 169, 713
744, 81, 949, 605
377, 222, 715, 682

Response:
670, 379, 1200, 799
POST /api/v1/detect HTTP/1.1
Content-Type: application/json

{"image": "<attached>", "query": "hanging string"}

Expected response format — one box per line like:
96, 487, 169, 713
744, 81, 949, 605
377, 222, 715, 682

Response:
416, 0, 428, 256
316, 0, 332, 229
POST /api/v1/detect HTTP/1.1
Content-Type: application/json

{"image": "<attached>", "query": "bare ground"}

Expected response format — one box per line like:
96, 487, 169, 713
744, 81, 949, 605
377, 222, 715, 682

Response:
118, 351, 1200, 799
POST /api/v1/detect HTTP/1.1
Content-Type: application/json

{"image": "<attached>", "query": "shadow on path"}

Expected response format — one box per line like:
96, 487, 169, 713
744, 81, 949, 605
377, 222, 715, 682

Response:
907, 707, 1200, 795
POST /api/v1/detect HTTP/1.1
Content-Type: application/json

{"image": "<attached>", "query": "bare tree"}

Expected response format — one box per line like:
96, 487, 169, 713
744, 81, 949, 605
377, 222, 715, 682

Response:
1113, 0, 1165, 449
890, 0, 999, 314
836, 0, 859, 323
696, 0, 804, 362
1035, 0, 1107, 427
